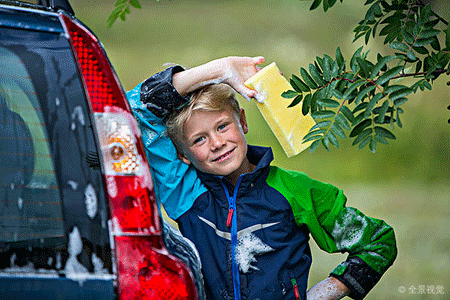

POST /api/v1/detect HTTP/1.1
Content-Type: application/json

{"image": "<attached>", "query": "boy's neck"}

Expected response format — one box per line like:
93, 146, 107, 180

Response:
225, 158, 256, 186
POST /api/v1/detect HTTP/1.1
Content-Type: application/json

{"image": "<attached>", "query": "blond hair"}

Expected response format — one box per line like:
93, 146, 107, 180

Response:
165, 83, 240, 145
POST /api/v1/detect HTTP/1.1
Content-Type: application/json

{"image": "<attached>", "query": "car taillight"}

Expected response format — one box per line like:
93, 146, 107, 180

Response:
60, 13, 197, 300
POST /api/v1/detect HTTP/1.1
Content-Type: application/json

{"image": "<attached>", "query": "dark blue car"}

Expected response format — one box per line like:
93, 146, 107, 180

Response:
0, 0, 203, 299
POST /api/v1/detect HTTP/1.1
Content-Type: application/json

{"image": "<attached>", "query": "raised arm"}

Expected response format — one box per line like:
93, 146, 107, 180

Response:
172, 56, 265, 100
126, 56, 264, 219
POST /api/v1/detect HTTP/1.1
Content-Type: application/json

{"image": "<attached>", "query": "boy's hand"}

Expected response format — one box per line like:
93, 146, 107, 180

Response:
172, 56, 265, 100
306, 277, 350, 300
220, 56, 266, 101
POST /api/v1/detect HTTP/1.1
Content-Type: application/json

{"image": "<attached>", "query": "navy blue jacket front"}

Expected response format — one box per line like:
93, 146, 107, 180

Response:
177, 145, 311, 300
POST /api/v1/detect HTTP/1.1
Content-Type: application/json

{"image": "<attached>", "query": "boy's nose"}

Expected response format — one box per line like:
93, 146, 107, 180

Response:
210, 134, 225, 150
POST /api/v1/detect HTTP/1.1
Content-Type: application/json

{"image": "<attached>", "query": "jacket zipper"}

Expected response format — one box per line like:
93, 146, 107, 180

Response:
226, 207, 234, 228
221, 176, 244, 300
291, 278, 301, 300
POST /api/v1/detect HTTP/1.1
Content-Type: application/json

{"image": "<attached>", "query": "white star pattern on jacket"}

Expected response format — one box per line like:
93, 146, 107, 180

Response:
198, 216, 278, 273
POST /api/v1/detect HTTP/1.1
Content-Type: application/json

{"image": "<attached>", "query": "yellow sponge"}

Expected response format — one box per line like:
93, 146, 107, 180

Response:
244, 62, 316, 157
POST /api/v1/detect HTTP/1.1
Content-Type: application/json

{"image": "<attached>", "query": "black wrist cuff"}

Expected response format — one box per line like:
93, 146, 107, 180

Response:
140, 65, 189, 119
330, 256, 381, 300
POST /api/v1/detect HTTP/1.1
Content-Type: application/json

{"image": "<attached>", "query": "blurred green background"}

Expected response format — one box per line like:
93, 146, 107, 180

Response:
73, 0, 449, 298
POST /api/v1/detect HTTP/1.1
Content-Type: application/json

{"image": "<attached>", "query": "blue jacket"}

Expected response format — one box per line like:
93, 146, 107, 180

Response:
126, 67, 397, 300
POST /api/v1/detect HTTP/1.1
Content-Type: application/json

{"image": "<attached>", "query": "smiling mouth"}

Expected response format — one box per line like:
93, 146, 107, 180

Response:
213, 148, 235, 162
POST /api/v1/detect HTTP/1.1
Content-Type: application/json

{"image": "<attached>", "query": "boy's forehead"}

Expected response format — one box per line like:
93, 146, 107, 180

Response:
182, 108, 238, 133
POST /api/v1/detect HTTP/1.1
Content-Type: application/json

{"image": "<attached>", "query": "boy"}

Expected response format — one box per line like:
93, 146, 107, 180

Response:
126, 56, 397, 300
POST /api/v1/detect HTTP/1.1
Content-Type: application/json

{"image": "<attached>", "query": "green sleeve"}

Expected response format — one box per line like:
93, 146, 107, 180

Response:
267, 166, 397, 299
306, 184, 397, 277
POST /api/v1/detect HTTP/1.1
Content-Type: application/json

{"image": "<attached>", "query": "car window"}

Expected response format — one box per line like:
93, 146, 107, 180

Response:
0, 45, 65, 268
0, 26, 111, 275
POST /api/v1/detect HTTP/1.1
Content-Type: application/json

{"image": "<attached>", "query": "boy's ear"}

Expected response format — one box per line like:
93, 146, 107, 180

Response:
177, 150, 191, 165
239, 108, 248, 134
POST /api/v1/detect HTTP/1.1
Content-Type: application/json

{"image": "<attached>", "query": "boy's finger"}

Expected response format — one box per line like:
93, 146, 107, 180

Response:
236, 85, 255, 102
239, 86, 265, 103
253, 56, 265, 65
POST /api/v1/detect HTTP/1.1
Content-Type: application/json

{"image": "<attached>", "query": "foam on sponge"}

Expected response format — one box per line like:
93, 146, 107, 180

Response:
244, 62, 315, 157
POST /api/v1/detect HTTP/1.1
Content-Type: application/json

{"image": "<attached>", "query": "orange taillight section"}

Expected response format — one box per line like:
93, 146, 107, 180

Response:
60, 13, 197, 300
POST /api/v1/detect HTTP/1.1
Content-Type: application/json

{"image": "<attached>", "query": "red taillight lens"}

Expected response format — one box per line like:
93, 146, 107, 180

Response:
116, 236, 197, 300
60, 13, 197, 300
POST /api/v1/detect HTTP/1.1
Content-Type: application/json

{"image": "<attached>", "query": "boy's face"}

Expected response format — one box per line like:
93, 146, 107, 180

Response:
178, 106, 252, 184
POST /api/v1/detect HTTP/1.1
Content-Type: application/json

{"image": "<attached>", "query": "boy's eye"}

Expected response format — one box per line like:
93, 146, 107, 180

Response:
218, 123, 228, 131
193, 136, 205, 144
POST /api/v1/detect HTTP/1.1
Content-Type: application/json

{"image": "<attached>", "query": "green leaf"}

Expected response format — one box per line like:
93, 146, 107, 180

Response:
317, 98, 340, 108
335, 113, 351, 130
328, 0, 338, 9
418, 29, 440, 39
312, 110, 335, 119
300, 68, 319, 90
302, 94, 312, 116
414, 37, 435, 48
390, 41, 409, 53
354, 102, 368, 113
331, 60, 339, 78
384, 84, 406, 94
288, 94, 303, 108
107, 6, 123, 28
310, 0, 322, 10
115, 0, 127, 6
310, 91, 320, 112
309, 140, 321, 153
340, 105, 355, 123
394, 97, 408, 107
291, 75, 310, 93
431, 37, 440, 51
396, 109, 403, 128
309, 64, 326, 86
327, 131, 339, 148
389, 87, 413, 101
323, 0, 329, 12
406, 50, 417, 61
311, 120, 332, 131
358, 135, 372, 150
303, 134, 324, 143
369, 139, 377, 153
130, 0, 142, 9
402, 28, 415, 45
374, 126, 396, 139
119, 10, 127, 21
350, 47, 364, 74
343, 80, 366, 99
377, 100, 390, 123
446, 24, 450, 49
322, 136, 330, 151
350, 119, 372, 137
354, 85, 375, 105
370, 56, 395, 79
376, 66, 403, 85
358, 57, 372, 77
365, 93, 384, 117
374, 134, 389, 144
336, 47, 345, 68
282, 90, 298, 98
322, 55, 333, 81
352, 128, 372, 145
332, 88, 344, 99
331, 122, 346, 139
303, 129, 326, 142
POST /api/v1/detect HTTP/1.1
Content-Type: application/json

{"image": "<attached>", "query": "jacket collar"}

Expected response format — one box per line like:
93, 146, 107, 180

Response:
196, 145, 274, 194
